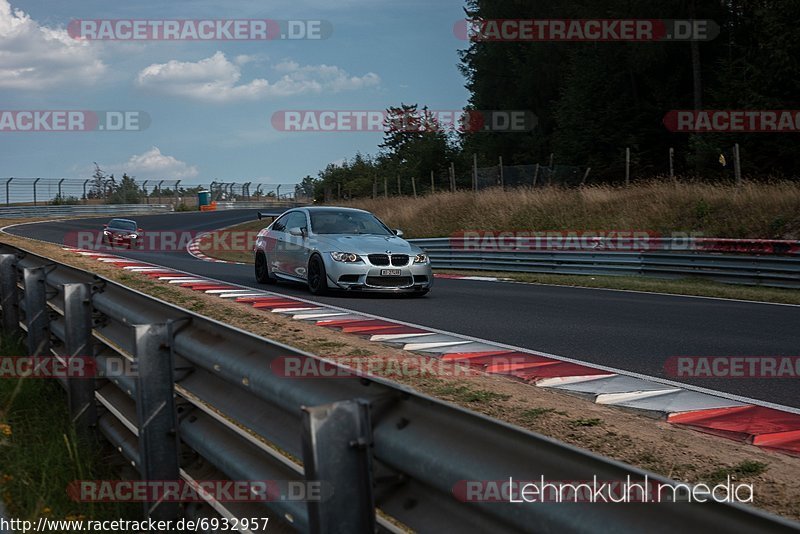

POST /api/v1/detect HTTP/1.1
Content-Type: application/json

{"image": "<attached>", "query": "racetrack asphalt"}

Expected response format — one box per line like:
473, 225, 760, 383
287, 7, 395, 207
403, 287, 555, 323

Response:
5, 209, 799, 408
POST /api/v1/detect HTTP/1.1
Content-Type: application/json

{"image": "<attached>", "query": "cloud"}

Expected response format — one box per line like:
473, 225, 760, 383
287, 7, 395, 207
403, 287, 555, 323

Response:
0, 0, 106, 90
136, 52, 379, 102
107, 147, 199, 180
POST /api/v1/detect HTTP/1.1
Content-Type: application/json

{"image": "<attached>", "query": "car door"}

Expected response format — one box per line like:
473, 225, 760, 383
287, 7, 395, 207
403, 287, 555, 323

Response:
282, 211, 310, 279
268, 213, 290, 275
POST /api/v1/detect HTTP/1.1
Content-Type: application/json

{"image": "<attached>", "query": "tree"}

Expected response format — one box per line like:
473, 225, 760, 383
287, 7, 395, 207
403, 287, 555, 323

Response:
295, 175, 318, 200
108, 174, 141, 204
378, 104, 457, 193
88, 163, 106, 199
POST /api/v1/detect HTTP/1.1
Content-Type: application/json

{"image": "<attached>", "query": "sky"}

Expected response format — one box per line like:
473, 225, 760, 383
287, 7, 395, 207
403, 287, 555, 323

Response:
0, 0, 470, 187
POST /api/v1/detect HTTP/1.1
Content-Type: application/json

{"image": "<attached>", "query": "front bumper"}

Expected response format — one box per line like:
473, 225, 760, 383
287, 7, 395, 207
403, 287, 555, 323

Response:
323, 257, 433, 292
105, 234, 135, 248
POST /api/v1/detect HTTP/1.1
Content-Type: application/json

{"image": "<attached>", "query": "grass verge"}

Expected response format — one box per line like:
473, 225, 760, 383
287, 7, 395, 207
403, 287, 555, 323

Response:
193, 219, 266, 264
438, 270, 800, 305
0, 332, 138, 524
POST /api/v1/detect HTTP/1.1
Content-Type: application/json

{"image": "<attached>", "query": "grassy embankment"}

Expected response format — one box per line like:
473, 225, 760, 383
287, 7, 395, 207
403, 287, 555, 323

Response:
0, 333, 138, 525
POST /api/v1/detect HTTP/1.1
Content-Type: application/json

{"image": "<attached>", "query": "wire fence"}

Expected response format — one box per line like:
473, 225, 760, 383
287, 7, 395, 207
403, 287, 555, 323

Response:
364, 162, 585, 201
0, 177, 301, 206
326, 142, 763, 201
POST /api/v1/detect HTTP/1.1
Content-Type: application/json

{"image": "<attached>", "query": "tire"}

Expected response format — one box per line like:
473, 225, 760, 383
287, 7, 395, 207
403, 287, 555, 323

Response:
410, 289, 429, 298
307, 254, 328, 295
255, 252, 276, 284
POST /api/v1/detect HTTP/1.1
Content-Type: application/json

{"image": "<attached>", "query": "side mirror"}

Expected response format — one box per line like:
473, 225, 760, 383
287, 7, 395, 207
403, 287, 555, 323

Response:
103, 224, 108, 228
137, 228, 143, 233
394, 229, 404, 238
288, 227, 305, 237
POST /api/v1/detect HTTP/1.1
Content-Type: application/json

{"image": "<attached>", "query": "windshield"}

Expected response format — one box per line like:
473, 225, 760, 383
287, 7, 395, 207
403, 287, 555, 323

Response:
309, 211, 392, 236
109, 220, 136, 231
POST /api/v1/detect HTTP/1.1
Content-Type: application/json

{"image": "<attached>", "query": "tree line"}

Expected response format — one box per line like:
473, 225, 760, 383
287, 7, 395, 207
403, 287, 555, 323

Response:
299, 0, 800, 201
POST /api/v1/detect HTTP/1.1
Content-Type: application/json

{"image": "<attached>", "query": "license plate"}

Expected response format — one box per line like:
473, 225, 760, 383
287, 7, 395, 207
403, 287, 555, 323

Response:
381, 269, 402, 276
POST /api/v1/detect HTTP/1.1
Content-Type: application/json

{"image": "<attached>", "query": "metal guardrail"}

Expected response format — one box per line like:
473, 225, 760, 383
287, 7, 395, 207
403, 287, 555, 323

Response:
213, 201, 307, 210
0, 204, 173, 219
411, 238, 800, 289
0, 245, 797, 533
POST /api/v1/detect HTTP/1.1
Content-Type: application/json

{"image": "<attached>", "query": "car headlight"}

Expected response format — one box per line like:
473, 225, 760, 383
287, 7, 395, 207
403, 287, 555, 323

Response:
128, 233, 138, 238
103, 230, 111, 235
414, 253, 428, 264
330, 252, 362, 263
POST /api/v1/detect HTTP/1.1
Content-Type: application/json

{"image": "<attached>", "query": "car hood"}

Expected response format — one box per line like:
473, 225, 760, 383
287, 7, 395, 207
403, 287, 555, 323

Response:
314, 234, 420, 255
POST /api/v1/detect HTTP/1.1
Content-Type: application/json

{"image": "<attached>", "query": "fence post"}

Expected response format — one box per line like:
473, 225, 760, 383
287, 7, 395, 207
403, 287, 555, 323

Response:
411, 176, 417, 198
581, 168, 591, 186
302, 399, 375, 533
625, 147, 631, 186
472, 154, 478, 192
430, 171, 435, 194
669, 147, 675, 182
63, 283, 97, 434
734, 143, 742, 185
372, 177, 377, 199
499, 156, 504, 188
548, 154, 554, 186
23, 267, 49, 357
33, 178, 40, 206
384, 176, 388, 199
397, 176, 401, 196
533, 163, 540, 187
57, 178, 64, 202
133, 323, 181, 521
0, 255, 19, 335
449, 163, 456, 192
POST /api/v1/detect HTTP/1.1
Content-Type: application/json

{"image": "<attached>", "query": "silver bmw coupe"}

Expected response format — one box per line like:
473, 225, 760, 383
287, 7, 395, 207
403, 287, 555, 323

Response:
254, 207, 432, 296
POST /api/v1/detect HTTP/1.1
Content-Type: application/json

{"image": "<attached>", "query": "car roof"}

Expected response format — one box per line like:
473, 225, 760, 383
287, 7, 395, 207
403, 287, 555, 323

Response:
109, 218, 137, 224
300, 206, 369, 214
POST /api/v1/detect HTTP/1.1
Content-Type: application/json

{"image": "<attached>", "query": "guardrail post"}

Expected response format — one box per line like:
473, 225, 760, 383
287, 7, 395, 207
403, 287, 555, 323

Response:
133, 323, 180, 521
0, 255, 19, 335
301, 399, 375, 534
22, 267, 49, 356
63, 283, 97, 433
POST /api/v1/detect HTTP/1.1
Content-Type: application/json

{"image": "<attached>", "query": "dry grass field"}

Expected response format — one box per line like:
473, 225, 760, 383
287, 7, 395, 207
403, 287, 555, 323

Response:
340, 180, 800, 239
